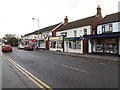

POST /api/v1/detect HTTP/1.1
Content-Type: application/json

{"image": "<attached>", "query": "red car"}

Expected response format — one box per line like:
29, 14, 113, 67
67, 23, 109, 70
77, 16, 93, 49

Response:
24, 45, 34, 51
2, 45, 12, 52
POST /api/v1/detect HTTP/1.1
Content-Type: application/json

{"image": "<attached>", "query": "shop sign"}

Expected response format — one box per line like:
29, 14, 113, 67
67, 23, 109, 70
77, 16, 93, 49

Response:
49, 37, 63, 41
31, 40, 37, 42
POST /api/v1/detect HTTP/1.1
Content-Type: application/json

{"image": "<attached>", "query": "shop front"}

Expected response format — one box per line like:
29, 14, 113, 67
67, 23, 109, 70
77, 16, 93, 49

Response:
64, 37, 83, 53
92, 38, 118, 54
84, 32, 120, 55
49, 36, 64, 52
39, 39, 45, 49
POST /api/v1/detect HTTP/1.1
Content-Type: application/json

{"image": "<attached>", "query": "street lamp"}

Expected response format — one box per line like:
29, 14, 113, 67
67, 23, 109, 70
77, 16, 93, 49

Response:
32, 18, 39, 48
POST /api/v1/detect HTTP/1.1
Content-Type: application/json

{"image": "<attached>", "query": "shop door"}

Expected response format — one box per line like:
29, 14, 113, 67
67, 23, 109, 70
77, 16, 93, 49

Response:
83, 39, 88, 53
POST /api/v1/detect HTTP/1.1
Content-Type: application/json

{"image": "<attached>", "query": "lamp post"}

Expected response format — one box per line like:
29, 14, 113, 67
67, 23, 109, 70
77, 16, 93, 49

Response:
32, 18, 39, 48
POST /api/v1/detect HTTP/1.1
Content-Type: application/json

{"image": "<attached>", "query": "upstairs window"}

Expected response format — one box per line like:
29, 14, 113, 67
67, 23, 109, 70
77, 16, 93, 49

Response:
102, 25, 105, 33
84, 29, 87, 35
74, 30, 77, 37
102, 24, 113, 33
109, 24, 112, 32
105, 25, 109, 32
61, 32, 67, 37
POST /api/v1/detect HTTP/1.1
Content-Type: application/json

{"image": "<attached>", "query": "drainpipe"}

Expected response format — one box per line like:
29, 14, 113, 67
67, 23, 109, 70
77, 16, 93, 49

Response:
63, 36, 65, 52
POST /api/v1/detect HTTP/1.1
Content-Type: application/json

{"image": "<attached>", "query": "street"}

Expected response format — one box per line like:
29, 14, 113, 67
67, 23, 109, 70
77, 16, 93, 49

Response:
1, 47, 119, 89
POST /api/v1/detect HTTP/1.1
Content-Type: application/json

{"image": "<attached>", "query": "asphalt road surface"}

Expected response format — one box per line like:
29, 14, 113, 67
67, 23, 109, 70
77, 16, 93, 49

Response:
1, 47, 119, 89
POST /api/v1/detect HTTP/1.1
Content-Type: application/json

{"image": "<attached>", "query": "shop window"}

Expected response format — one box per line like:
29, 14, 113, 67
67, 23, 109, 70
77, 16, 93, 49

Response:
50, 41, 56, 48
56, 41, 63, 49
73, 41, 76, 49
69, 41, 81, 49
53, 42, 56, 48
76, 41, 81, 49
95, 39, 118, 54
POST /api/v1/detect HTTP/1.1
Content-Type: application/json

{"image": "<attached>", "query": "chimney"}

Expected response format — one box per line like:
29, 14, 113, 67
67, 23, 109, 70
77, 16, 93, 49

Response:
97, 5, 102, 17
64, 16, 68, 24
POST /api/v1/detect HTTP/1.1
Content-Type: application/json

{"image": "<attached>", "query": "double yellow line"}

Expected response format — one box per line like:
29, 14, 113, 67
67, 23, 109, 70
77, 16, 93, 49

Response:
4, 55, 53, 90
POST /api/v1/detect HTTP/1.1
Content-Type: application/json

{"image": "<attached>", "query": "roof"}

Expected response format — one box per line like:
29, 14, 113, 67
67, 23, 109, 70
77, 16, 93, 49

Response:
23, 23, 62, 36
98, 12, 120, 25
57, 15, 97, 31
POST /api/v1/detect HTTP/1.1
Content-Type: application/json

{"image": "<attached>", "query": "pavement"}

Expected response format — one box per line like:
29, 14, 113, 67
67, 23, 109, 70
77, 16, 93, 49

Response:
38, 49, 120, 62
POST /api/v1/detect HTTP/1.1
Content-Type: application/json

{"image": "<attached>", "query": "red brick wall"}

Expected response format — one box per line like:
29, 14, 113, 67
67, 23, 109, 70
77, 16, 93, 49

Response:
92, 16, 102, 35
52, 24, 63, 37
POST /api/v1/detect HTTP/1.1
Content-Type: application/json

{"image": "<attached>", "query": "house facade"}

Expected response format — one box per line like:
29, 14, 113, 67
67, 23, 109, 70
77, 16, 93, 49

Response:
38, 22, 63, 50
22, 22, 63, 50
49, 6, 102, 53
84, 12, 120, 55
21, 34, 38, 46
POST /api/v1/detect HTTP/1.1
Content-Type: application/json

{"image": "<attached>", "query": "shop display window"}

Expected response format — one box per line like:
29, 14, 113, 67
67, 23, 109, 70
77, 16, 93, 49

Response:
69, 40, 81, 49
95, 39, 118, 54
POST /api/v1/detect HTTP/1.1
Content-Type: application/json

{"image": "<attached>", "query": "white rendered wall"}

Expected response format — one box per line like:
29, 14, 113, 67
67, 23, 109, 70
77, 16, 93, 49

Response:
56, 25, 91, 37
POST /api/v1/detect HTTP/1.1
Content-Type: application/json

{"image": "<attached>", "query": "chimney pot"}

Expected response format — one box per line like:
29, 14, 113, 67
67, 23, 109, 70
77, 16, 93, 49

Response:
97, 5, 102, 17
64, 16, 68, 24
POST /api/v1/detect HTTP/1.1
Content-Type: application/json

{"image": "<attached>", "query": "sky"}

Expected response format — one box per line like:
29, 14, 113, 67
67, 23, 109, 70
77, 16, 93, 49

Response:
0, 0, 119, 38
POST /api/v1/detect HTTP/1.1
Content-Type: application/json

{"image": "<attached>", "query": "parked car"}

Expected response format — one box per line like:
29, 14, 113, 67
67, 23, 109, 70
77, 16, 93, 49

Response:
2, 45, 12, 52
24, 45, 34, 51
18, 44, 24, 49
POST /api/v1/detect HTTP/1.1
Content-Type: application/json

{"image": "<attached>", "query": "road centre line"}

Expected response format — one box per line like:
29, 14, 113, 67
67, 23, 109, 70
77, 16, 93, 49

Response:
99, 62, 107, 65
3, 55, 53, 90
51, 62, 89, 74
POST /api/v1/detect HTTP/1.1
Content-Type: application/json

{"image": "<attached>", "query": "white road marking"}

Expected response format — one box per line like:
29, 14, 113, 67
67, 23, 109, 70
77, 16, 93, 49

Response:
99, 62, 107, 65
51, 62, 89, 74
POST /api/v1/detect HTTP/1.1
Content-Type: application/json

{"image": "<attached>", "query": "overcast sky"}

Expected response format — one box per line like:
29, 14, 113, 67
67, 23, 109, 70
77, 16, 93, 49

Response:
0, 0, 119, 38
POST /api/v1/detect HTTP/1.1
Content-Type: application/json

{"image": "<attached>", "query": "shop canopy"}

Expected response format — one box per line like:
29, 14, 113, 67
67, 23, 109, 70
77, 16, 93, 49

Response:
64, 36, 83, 41
84, 32, 120, 39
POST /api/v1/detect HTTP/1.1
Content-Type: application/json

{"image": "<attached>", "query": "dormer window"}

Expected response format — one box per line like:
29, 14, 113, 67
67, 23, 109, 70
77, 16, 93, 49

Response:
102, 25, 105, 33
109, 24, 112, 32
102, 24, 113, 33
105, 25, 109, 32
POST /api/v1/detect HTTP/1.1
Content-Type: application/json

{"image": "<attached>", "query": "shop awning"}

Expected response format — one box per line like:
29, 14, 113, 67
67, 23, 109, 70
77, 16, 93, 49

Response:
64, 37, 83, 41
84, 32, 120, 39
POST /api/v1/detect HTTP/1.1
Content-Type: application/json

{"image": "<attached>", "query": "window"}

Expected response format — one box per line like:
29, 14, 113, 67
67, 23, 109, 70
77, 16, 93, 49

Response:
76, 41, 81, 49
69, 40, 81, 49
61, 32, 67, 37
74, 30, 77, 37
102, 24, 113, 33
50, 41, 56, 48
105, 25, 109, 32
102, 25, 105, 33
84, 29, 87, 35
56, 41, 63, 49
109, 24, 112, 32
73, 41, 76, 49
